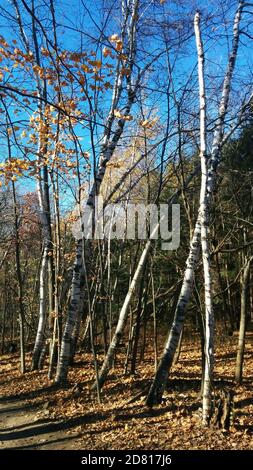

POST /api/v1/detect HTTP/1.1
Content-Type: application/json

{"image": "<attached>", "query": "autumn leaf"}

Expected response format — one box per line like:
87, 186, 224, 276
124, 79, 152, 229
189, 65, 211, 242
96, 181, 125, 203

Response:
88, 59, 102, 68
115, 40, 123, 52
120, 67, 131, 76
109, 34, 119, 41
104, 81, 113, 90
113, 109, 122, 118
140, 117, 158, 129
103, 47, 113, 58
114, 109, 133, 121
81, 64, 92, 73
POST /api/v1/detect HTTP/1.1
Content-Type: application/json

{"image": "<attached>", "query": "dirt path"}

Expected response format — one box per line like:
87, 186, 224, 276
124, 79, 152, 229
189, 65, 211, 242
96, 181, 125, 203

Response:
0, 399, 81, 449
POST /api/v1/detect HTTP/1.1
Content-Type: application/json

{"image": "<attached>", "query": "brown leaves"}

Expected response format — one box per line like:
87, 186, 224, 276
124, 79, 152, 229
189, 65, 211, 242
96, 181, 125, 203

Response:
120, 67, 131, 76
0, 157, 32, 185
113, 109, 133, 121
109, 34, 123, 52
140, 117, 158, 129
103, 47, 114, 58
88, 59, 102, 68
1, 336, 253, 451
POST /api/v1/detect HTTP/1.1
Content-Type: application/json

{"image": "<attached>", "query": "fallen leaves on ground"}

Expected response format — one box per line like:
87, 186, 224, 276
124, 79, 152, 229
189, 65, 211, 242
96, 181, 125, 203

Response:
0, 331, 253, 450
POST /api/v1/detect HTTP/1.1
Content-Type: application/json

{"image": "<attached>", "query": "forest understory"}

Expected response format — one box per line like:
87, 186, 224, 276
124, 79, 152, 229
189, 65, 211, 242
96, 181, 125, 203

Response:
1, 330, 253, 450
0, 0, 253, 455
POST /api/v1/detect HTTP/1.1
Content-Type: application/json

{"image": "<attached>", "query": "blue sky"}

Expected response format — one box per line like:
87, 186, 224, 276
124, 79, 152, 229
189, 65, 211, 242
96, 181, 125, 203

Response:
0, 0, 252, 208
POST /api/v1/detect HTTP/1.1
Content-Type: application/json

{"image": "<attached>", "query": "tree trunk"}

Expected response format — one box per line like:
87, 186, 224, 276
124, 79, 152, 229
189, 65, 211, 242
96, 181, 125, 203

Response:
235, 256, 252, 383
193, 11, 215, 425
130, 264, 147, 374
55, 0, 140, 384
56, 240, 83, 383
12, 180, 26, 374
92, 239, 151, 389
146, 0, 244, 407
31, 246, 48, 370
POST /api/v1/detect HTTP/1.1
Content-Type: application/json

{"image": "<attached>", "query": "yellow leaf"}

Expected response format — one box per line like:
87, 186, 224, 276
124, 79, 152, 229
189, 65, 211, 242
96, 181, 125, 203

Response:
120, 67, 131, 76
88, 59, 102, 68
110, 34, 119, 41
104, 81, 113, 90
103, 47, 113, 58
81, 64, 91, 73
113, 109, 133, 121
114, 109, 122, 118
115, 40, 123, 52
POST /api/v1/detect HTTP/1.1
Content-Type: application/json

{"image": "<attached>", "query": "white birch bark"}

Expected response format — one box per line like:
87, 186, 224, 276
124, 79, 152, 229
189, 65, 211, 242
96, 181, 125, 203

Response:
235, 256, 252, 383
13, 0, 55, 371
31, 160, 53, 370
56, 0, 140, 383
31, 242, 48, 370
55, 240, 83, 382
93, 239, 153, 389
146, 0, 244, 407
92, 178, 193, 389
194, 11, 215, 426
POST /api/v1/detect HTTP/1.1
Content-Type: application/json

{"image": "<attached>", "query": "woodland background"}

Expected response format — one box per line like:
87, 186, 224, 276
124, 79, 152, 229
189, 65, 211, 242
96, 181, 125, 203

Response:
0, 0, 253, 450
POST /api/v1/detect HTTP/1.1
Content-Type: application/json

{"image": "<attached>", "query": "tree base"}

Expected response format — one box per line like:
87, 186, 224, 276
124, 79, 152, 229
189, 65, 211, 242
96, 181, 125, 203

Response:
210, 389, 235, 430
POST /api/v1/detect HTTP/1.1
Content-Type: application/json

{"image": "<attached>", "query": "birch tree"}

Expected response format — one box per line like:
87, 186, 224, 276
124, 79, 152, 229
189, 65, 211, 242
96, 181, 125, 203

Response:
55, 0, 140, 384
10, 0, 55, 371
235, 255, 253, 383
194, 11, 215, 425
146, 0, 245, 408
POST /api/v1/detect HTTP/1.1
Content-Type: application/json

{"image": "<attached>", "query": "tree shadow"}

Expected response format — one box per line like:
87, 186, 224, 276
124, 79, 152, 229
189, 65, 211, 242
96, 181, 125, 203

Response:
103, 377, 151, 400
7, 434, 81, 450
168, 377, 201, 391
0, 402, 40, 415
0, 411, 105, 442
215, 352, 236, 361
175, 359, 200, 366
235, 396, 253, 408
234, 423, 253, 435
0, 383, 66, 403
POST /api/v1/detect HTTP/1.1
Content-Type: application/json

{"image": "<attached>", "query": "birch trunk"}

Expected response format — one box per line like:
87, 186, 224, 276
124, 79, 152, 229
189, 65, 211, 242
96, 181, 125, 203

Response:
4, 101, 26, 373
146, 0, 244, 407
235, 256, 252, 383
55, 240, 83, 383
94, 163, 202, 390
1, 275, 7, 354
194, 11, 215, 425
22, 3, 55, 370
12, 180, 26, 374
56, 0, 140, 383
31, 246, 48, 370
92, 239, 152, 389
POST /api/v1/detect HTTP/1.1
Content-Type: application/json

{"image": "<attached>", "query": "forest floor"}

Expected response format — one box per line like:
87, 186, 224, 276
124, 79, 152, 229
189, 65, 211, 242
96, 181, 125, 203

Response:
0, 331, 253, 450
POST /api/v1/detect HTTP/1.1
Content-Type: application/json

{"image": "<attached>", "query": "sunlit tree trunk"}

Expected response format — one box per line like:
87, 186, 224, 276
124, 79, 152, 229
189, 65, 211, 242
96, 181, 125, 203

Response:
146, 0, 244, 407
12, 179, 26, 374
56, 0, 140, 384
13, 0, 55, 371
193, 11, 214, 425
235, 256, 252, 383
